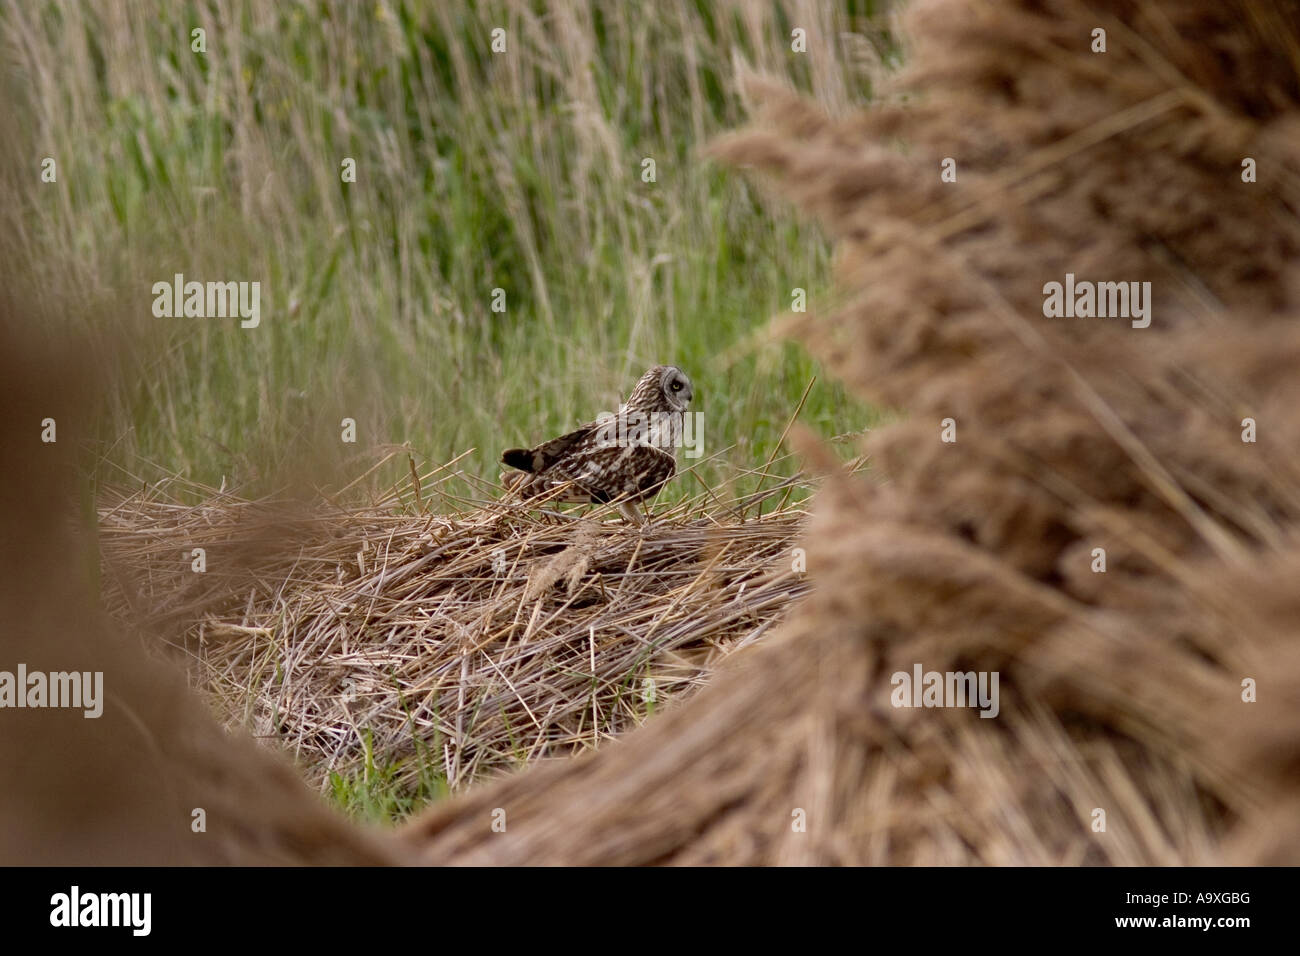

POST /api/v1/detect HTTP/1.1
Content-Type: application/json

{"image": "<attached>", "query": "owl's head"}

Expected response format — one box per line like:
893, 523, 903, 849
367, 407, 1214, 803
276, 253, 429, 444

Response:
631, 364, 693, 413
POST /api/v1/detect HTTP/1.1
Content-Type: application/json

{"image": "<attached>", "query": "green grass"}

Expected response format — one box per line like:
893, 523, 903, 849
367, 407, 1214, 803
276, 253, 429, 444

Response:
327, 729, 450, 824
4, 0, 897, 508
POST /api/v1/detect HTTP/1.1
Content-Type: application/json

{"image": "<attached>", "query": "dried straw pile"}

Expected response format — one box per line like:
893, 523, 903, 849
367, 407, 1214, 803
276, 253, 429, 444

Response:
403, 0, 1300, 863
98, 477, 811, 794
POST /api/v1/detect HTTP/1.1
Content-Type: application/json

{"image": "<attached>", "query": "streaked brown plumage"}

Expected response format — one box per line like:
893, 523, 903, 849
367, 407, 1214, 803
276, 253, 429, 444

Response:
500, 365, 694, 524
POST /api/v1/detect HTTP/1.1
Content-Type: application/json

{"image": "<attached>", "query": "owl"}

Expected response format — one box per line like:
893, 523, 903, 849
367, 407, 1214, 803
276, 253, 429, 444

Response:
500, 365, 694, 524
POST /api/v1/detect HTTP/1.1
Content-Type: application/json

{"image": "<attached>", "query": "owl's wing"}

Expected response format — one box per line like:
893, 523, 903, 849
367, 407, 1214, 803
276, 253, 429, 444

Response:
547, 441, 677, 504
501, 422, 599, 473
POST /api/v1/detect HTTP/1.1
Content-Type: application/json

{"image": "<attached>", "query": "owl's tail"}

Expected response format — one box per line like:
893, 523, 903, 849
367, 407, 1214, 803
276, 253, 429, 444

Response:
500, 447, 536, 472
500, 445, 541, 499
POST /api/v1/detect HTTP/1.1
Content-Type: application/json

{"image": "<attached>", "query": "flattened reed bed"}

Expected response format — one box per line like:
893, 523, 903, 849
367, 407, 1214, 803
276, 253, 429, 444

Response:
97, 478, 814, 796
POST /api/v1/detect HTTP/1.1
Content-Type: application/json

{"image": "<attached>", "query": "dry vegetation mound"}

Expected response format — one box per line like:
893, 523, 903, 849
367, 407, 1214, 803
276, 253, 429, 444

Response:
98, 478, 811, 797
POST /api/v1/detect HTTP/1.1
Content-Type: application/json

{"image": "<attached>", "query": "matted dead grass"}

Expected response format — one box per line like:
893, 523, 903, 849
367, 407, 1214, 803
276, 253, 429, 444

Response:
96, 466, 817, 796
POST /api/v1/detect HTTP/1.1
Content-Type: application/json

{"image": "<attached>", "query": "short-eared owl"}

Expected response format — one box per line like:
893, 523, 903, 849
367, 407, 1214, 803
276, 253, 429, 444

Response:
501, 365, 694, 524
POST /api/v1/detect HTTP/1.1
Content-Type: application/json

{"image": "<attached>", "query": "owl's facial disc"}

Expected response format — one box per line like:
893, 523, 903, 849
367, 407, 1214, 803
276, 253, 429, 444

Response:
661, 366, 693, 411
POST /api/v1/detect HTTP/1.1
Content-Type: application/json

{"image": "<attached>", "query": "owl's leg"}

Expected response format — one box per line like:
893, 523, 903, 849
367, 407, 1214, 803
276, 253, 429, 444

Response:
617, 500, 645, 526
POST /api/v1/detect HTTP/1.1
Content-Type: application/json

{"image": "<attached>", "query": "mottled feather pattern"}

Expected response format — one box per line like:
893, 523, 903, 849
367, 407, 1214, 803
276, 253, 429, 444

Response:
500, 365, 693, 520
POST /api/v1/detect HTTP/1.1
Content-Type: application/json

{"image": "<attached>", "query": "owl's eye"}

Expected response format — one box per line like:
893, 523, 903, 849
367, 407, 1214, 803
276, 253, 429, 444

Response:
670, 381, 682, 391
